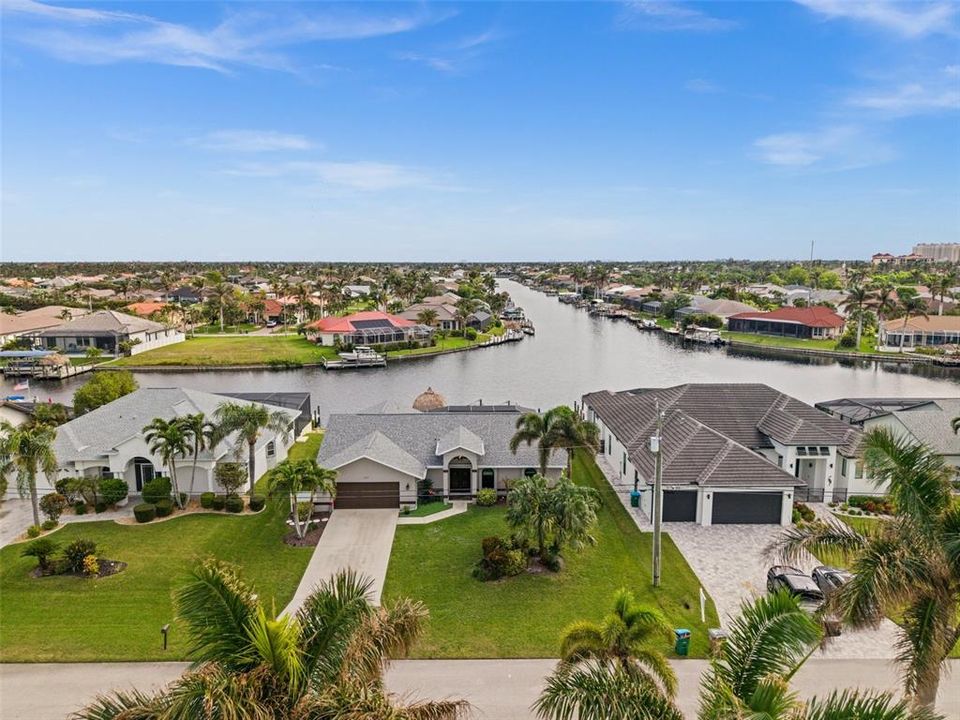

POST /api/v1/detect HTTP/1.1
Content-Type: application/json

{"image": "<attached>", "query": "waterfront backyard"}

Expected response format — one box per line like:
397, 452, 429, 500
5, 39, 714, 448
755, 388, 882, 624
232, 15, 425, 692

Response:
111, 335, 338, 367
382, 451, 720, 658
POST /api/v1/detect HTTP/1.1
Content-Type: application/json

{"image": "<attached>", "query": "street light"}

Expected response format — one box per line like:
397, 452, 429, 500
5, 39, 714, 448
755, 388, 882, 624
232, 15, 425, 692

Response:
650, 399, 664, 588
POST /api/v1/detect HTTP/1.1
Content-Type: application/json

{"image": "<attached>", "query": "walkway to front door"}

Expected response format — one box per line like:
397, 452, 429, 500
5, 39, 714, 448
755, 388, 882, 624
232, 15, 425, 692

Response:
283, 509, 398, 615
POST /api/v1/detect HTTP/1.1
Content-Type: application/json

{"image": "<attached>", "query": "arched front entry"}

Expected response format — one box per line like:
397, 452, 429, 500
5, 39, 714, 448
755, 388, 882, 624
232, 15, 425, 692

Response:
448, 456, 473, 495
129, 457, 156, 491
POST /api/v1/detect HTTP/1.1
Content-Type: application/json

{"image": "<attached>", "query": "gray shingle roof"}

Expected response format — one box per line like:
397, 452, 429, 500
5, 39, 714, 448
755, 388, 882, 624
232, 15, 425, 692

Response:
436, 425, 485, 456
53, 387, 299, 463
318, 412, 564, 472
322, 430, 426, 478
37, 310, 168, 337
889, 399, 960, 455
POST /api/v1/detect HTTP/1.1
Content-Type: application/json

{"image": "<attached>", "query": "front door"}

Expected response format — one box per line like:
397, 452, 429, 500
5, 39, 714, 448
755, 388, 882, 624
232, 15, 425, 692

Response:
133, 458, 155, 491
449, 467, 471, 494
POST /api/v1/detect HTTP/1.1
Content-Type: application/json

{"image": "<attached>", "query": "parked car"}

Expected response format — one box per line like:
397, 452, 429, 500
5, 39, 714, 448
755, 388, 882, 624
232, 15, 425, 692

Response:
766, 565, 825, 612
265, 320, 278, 328
812, 565, 852, 599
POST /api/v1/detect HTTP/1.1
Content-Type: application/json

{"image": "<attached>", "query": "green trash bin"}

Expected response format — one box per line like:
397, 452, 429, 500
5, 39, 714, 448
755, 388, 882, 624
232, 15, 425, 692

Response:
674, 628, 691, 657
630, 490, 641, 508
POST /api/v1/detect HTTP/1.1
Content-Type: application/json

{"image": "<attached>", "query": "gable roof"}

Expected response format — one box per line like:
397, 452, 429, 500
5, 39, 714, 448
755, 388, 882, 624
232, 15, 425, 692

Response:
881, 315, 960, 332
318, 412, 564, 473
37, 310, 168, 337
0, 306, 90, 336
53, 387, 299, 463
729, 306, 845, 328
307, 311, 415, 333
323, 430, 426, 478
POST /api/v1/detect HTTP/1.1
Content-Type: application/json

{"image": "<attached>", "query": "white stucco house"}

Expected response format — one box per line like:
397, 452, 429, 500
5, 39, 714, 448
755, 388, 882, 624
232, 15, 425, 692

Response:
33, 310, 184, 357
317, 405, 564, 509
583, 384, 863, 526
37, 387, 302, 498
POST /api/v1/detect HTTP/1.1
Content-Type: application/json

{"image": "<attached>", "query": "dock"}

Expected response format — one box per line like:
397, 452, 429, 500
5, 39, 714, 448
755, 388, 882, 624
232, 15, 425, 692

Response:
1, 351, 98, 380
321, 354, 387, 370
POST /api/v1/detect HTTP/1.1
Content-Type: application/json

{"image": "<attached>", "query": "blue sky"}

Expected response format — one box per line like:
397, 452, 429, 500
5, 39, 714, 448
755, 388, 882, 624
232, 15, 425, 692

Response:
2, 0, 958, 261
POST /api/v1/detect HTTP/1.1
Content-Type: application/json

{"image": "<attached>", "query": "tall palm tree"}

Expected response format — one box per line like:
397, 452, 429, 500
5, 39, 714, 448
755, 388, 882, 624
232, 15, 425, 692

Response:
181, 413, 216, 499
771, 427, 959, 708
143, 417, 190, 508
268, 459, 337, 539
927, 270, 957, 316
509, 410, 556, 476
846, 284, 874, 350
214, 402, 292, 495
0, 421, 58, 527
206, 281, 236, 332
558, 588, 676, 697
509, 406, 598, 477
454, 297, 476, 331
896, 292, 929, 352
74, 562, 468, 720
871, 282, 897, 326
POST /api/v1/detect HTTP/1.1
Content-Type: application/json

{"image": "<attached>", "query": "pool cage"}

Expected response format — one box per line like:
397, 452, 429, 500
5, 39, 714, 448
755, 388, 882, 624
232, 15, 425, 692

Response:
340, 323, 434, 347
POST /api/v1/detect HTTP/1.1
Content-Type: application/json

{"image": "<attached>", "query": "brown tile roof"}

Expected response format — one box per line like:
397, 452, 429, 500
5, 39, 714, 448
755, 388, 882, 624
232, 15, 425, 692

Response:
728, 306, 845, 328
881, 315, 960, 332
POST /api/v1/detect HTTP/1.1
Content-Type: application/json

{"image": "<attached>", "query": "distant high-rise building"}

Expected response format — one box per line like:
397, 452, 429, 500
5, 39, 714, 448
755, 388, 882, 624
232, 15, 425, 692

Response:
912, 243, 960, 263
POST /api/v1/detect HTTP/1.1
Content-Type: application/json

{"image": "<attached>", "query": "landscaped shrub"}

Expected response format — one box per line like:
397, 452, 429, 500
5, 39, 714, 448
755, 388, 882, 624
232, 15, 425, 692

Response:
475, 489, 497, 506
793, 501, 815, 523
214, 462, 247, 497
41, 519, 58, 531
133, 503, 157, 523
848, 495, 894, 515
141, 477, 172, 505
83, 554, 100, 577
249, 494, 266, 512
39, 493, 68, 522
64, 539, 97, 572
474, 535, 527, 580
792, 508, 802, 524
99, 478, 129, 507
212, 495, 226, 511
155, 499, 174, 517
835, 333, 857, 350
225, 496, 244, 513
21, 537, 61, 571
200, 492, 215, 509
94, 501, 107, 514
464, 327, 478, 340
74, 501, 87, 515
55, 478, 75, 499
297, 501, 312, 521
26, 525, 41, 538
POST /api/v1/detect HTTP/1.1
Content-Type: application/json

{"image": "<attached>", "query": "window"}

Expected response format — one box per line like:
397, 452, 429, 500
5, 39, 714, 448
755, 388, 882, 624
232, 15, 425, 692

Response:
621, 452, 626, 475
796, 447, 807, 456
481, 468, 495, 490
607, 435, 612, 455
854, 461, 863, 479
777, 455, 783, 468
266, 441, 276, 458
524, 468, 536, 477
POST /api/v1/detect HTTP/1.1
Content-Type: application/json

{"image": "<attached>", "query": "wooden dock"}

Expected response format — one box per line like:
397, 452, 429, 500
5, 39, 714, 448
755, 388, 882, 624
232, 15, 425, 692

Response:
321, 355, 387, 370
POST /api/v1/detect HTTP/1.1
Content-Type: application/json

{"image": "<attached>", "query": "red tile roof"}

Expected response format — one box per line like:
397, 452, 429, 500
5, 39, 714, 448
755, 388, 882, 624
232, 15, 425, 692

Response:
125, 302, 169, 316
307, 310, 415, 333
729, 306, 845, 328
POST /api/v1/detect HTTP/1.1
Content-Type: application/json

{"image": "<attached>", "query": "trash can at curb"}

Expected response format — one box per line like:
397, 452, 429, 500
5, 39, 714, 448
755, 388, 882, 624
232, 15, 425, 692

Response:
674, 628, 691, 657
708, 628, 728, 656
630, 490, 641, 508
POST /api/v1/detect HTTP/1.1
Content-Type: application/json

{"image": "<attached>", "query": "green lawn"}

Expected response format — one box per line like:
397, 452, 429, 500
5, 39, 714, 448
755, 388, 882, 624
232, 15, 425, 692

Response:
191, 323, 258, 334
385, 331, 505, 358
403, 501, 452, 518
382, 450, 719, 658
722, 331, 877, 353
0, 500, 313, 662
111, 336, 338, 367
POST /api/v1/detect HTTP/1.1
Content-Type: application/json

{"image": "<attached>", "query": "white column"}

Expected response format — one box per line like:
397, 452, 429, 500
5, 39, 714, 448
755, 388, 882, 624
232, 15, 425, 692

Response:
780, 490, 794, 525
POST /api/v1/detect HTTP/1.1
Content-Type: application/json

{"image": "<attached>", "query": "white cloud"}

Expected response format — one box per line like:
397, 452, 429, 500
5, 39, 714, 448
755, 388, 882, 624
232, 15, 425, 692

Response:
685, 78, 723, 94
190, 130, 317, 153
794, 0, 957, 38
4, 0, 450, 73
753, 126, 895, 170
618, 1, 738, 32
397, 27, 501, 74
849, 82, 960, 115
222, 160, 445, 191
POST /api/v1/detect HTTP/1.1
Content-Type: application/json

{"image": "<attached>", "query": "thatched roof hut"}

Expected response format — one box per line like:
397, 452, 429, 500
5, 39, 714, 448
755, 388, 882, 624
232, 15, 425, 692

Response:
412, 387, 446, 412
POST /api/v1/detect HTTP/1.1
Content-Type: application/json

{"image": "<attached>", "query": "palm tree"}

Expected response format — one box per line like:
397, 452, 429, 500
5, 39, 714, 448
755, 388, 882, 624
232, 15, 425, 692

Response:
509, 410, 555, 475
871, 282, 897, 326
181, 413, 216, 499
927, 270, 957, 316
206, 281, 236, 332
143, 417, 190, 508
454, 297, 476, 330
416, 308, 439, 327
770, 427, 959, 708
559, 588, 676, 696
74, 562, 468, 720
509, 406, 597, 477
214, 402, 292, 495
846, 284, 874, 350
268, 459, 337, 539
0, 421, 58, 527
589, 265, 611, 300
896, 292, 928, 352
506, 474, 598, 560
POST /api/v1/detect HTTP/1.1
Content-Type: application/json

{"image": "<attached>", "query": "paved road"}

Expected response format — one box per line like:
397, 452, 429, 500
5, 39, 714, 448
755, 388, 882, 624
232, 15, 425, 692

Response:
0, 498, 135, 549
3, 659, 957, 720
283, 508, 398, 614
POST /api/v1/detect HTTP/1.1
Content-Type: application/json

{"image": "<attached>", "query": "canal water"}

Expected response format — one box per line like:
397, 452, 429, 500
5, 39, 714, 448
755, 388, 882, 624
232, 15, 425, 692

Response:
4, 280, 958, 419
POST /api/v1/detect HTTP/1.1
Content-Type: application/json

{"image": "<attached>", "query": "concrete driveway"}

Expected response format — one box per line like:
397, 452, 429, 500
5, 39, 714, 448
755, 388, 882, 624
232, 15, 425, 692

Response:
3, 659, 957, 720
283, 508, 398, 614
0, 498, 35, 548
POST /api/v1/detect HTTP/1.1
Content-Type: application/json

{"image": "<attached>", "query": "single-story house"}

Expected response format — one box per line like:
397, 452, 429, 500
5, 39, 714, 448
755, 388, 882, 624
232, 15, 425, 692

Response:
674, 297, 758, 322
727, 306, 845, 340
166, 286, 202, 305
33, 310, 184, 356
641, 300, 662, 315
343, 284, 372, 298
878, 315, 960, 350
36, 387, 303, 499
0, 400, 39, 427
0, 306, 90, 345
317, 407, 565, 509
583, 383, 862, 525
306, 311, 433, 347
466, 310, 493, 331
125, 301, 172, 318
815, 397, 960, 492
399, 302, 460, 330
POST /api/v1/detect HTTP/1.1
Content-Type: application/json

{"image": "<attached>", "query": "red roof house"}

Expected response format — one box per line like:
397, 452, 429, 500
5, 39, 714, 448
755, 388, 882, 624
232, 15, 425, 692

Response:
306, 311, 429, 347
728, 306, 845, 340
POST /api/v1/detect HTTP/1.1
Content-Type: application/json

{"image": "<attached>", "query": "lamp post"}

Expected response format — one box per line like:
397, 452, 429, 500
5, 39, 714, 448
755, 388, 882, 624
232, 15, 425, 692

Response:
650, 399, 664, 588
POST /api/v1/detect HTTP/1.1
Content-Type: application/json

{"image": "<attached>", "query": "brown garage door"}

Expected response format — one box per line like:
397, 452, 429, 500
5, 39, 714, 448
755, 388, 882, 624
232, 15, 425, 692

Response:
335, 482, 399, 509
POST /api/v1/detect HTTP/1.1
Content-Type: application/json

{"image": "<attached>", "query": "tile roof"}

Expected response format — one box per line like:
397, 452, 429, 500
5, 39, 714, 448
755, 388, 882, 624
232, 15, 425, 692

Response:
318, 412, 565, 473
322, 430, 426, 478
728, 306, 845, 328
306, 311, 415, 333
881, 315, 960, 332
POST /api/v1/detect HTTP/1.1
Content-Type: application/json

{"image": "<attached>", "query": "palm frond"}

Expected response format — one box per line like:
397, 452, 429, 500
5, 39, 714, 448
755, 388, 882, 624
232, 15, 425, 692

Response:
558, 620, 604, 663
767, 518, 869, 567
243, 606, 304, 695
70, 688, 162, 720
161, 663, 278, 720
894, 594, 956, 702
801, 688, 944, 720
341, 597, 429, 684
629, 648, 678, 698
173, 559, 257, 669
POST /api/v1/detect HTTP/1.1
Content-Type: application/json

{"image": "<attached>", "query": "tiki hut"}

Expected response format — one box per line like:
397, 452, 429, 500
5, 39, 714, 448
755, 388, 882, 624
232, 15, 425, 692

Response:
412, 387, 446, 412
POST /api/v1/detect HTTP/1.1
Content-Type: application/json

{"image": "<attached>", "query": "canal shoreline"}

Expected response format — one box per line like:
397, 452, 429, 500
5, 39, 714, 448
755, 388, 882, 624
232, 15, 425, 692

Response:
724, 339, 958, 367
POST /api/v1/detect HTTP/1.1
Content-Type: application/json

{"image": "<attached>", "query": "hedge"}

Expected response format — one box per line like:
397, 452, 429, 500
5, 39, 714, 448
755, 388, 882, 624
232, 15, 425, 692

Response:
224, 496, 244, 514
155, 499, 174, 518
133, 503, 156, 523
200, 492, 215, 509
212, 495, 226, 511
249, 494, 266, 512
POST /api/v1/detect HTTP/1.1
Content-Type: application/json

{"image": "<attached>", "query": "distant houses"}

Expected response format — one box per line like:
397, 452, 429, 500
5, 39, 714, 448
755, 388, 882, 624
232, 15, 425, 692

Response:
878, 315, 960, 350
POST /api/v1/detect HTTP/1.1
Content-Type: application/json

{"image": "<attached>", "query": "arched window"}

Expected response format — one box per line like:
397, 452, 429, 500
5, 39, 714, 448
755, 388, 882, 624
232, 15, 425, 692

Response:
524, 468, 536, 478
266, 441, 276, 458
481, 468, 495, 490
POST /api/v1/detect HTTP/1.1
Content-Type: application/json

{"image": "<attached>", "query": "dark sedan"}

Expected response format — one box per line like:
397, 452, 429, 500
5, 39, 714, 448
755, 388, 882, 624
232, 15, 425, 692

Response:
812, 565, 853, 599
766, 565, 825, 612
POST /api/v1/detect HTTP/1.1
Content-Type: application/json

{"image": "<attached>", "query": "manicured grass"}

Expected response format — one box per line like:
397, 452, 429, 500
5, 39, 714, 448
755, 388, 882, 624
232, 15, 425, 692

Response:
403, 501, 452, 518
722, 331, 878, 354
383, 450, 720, 658
69, 356, 111, 366
254, 431, 324, 494
0, 500, 313, 661
111, 336, 338, 367
191, 323, 258, 334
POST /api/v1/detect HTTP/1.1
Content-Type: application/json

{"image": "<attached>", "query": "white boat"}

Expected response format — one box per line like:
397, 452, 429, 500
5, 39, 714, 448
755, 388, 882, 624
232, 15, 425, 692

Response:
337, 346, 380, 361
639, 319, 658, 330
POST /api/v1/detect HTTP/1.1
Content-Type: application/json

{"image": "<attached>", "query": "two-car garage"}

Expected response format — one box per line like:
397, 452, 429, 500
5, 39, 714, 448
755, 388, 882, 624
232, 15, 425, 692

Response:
661, 489, 786, 525
335, 481, 400, 509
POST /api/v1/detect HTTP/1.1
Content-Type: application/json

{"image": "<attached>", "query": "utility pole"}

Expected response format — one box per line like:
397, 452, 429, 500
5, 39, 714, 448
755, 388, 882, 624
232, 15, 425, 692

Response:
651, 399, 664, 588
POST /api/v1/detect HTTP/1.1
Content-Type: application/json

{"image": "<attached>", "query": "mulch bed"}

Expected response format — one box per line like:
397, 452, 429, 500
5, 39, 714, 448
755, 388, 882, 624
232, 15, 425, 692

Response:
283, 512, 331, 547
31, 558, 127, 579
